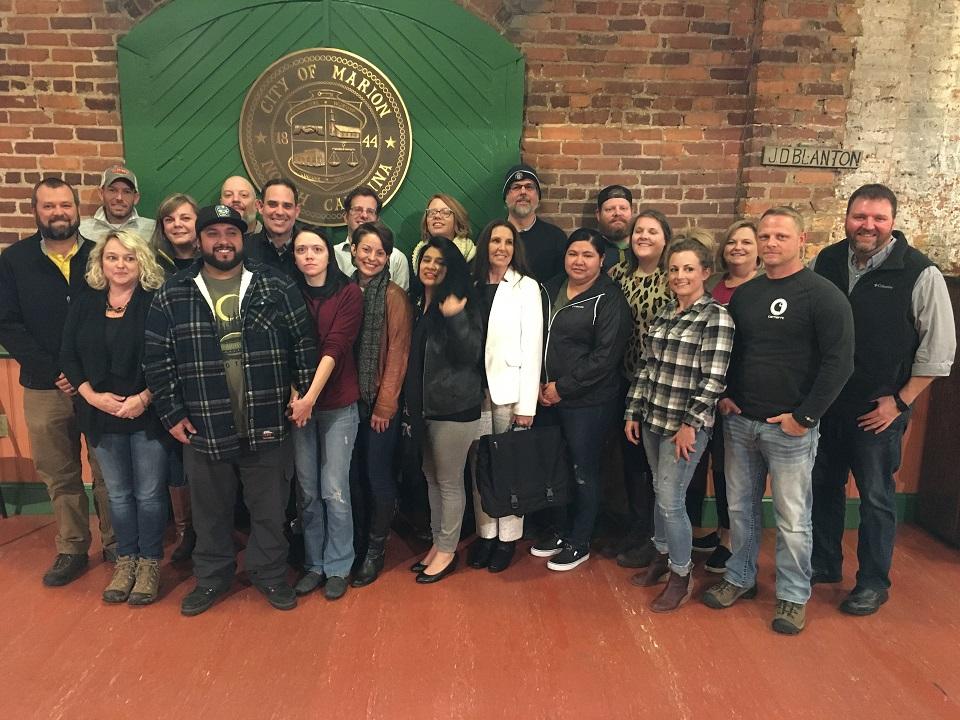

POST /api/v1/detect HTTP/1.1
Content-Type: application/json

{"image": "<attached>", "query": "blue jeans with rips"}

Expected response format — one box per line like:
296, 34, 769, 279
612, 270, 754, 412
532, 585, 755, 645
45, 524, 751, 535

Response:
93, 431, 169, 559
723, 413, 819, 604
293, 403, 359, 578
642, 424, 711, 576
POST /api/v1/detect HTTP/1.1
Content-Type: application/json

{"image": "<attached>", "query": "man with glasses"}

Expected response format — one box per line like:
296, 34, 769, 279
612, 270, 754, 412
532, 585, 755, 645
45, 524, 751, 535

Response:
334, 186, 409, 291
502, 163, 567, 282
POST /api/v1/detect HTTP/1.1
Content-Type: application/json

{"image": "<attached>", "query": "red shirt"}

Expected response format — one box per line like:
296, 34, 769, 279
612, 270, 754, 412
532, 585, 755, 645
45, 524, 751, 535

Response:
302, 282, 363, 410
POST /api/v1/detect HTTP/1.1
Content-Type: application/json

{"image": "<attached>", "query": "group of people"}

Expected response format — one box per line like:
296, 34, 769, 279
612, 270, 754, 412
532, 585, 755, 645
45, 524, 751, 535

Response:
0, 160, 953, 636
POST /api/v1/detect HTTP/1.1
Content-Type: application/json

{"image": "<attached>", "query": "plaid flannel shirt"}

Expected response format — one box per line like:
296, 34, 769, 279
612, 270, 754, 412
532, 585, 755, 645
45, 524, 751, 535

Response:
143, 261, 316, 461
625, 294, 734, 435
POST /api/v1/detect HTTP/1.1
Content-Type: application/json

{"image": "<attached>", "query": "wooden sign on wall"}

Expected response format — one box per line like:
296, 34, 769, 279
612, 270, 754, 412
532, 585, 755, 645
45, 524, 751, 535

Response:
762, 145, 862, 169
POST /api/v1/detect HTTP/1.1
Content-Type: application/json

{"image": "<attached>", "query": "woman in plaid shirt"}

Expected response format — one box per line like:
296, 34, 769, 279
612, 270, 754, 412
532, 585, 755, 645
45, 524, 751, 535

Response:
624, 236, 735, 612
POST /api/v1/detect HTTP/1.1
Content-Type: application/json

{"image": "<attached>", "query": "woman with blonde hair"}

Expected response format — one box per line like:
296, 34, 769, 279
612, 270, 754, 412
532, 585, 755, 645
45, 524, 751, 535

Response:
410, 193, 476, 263
60, 230, 170, 605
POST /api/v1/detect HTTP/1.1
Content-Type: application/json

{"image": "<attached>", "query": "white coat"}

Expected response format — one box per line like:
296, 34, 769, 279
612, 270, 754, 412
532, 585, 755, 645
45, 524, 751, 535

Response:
484, 267, 544, 417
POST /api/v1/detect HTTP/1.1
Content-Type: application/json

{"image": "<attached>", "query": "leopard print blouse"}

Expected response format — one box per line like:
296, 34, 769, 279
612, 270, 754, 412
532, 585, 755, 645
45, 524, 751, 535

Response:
609, 261, 672, 378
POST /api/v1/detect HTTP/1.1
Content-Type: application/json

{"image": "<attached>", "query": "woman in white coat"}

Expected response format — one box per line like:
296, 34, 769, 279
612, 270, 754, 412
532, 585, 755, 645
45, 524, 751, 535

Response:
467, 219, 544, 572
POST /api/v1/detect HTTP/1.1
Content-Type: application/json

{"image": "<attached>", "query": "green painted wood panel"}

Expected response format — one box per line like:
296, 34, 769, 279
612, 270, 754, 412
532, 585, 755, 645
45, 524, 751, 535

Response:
118, 0, 524, 251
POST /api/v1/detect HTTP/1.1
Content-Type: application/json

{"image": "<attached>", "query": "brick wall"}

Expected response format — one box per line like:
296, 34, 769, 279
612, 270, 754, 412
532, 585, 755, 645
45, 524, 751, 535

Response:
1, 0, 957, 272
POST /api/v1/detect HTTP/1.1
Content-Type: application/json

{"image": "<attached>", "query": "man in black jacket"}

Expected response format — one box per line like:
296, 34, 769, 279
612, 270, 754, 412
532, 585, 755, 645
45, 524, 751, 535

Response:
0, 178, 116, 586
811, 184, 956, 615
242, 177, 302, 278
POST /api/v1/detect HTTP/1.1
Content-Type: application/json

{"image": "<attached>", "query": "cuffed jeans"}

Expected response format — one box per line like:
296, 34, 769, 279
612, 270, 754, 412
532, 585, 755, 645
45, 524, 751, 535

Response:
293, 403, 358, 578
812, 409, 909, 592
23, 387, 115, 554
642, 424, 711, 576
724, 413, 819, 604
423, 418, 479, 553
184, 441, 289, 588
93, 431, 169, 559
471, 397, 524, 542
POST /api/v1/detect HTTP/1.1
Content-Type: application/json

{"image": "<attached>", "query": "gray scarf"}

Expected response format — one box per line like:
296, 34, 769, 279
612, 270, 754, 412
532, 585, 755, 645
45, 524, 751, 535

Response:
355, 268, 389, 408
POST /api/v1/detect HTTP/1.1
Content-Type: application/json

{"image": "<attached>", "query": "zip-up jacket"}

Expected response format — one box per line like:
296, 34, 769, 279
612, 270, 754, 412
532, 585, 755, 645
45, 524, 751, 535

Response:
541, 272, 632, 408
0, 232, 93, 389
143, 259, 317, 461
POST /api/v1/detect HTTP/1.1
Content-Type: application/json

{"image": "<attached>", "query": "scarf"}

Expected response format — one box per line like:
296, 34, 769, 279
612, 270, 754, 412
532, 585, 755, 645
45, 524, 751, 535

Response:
356, 267, 389, 407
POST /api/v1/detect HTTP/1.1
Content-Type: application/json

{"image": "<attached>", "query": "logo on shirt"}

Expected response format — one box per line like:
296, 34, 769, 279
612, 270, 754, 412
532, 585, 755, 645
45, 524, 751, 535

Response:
769, 298, 788, 318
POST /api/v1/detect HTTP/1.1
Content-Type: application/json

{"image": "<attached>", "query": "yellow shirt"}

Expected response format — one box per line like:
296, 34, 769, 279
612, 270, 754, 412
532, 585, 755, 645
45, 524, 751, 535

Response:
40, 239, 80, 282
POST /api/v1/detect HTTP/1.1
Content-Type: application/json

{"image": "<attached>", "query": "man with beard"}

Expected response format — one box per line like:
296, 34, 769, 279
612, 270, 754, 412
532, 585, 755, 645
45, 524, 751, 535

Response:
0, 178, 117, 585
79, 165, 155, 243
333, 186, 410, 290
502, 164, 567, 282
810, 184, 955, 616
243, 177, 302, 278
220, 175, 262, 235
595, 184, 634, 272
144, 204, 316, 615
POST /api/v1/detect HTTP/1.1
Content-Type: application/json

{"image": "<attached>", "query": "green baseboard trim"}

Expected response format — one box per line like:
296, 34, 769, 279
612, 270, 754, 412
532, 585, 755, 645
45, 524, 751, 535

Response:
695, 493, 917, 529
1, 482, 95, 516
3, 482, 920, 529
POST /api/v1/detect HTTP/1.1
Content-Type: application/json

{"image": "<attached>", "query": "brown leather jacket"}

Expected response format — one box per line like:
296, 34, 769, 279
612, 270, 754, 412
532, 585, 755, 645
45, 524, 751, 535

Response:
372, 281, 413, 419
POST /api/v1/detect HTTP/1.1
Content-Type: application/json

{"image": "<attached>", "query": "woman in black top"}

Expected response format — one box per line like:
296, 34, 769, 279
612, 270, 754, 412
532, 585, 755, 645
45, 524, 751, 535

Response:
60, 230, 169, 605
404, 236, 483, 584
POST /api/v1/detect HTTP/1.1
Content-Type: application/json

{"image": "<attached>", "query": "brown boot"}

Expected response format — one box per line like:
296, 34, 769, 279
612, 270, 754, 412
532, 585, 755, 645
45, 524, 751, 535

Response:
102, 555, 137, 603
128, 557, 161, 606
651, 570, 693, 613
630, 552, 669, 587
168, 486, 196, 562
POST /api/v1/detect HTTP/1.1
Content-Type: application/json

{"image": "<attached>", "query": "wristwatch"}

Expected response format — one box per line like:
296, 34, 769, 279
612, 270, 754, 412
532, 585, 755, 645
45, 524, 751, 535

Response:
792, 412, 818, 429
893, 391, 910, 413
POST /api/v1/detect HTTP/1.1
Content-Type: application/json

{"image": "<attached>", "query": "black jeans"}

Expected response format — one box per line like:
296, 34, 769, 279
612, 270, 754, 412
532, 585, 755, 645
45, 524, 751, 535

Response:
185, 441, 289, 588
811, 409, 910, 591
538, 397, 619, 551
686, 414, 729, 530
351, 407, 401, 552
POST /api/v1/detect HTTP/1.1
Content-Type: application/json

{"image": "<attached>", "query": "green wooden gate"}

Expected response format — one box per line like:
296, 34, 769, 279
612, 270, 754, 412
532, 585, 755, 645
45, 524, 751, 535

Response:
117, 0, 524, 250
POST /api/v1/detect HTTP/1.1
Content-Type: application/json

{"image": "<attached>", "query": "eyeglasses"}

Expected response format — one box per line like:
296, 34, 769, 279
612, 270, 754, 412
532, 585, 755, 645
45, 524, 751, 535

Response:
426, 208, 453, 219
348, 206, 377, 217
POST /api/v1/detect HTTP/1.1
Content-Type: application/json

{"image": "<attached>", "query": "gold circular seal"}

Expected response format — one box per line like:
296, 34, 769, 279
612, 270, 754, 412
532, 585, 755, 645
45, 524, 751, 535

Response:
239, 48, 412, 226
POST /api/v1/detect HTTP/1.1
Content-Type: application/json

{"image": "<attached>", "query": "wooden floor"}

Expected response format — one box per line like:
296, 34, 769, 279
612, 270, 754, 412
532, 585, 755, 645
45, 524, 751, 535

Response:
1, 517, 958, 720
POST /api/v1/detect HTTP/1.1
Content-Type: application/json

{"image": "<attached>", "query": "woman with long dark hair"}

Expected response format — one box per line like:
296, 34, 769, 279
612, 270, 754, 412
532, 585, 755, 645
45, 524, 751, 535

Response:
405, 236, 483, 583
288, 225, 363, 601
347, 222, 412, 587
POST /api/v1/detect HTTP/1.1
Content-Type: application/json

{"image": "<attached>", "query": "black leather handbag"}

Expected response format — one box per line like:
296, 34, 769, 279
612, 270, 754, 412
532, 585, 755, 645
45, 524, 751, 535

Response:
475, 425, 572, 518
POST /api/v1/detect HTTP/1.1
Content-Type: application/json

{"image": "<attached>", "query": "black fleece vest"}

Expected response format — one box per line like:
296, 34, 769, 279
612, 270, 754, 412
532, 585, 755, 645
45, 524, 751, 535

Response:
814, 233, 932, 413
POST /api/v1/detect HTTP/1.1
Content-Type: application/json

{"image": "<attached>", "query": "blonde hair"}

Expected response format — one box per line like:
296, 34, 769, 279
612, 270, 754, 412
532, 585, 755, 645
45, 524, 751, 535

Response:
716, 219, 759, 274
760, 206, 804, 232
420, 193, 471, 242
86, 230, 166, 291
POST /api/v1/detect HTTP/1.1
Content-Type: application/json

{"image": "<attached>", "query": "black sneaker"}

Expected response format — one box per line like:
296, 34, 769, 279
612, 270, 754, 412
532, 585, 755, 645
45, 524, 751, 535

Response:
705, 545, 732, 574
530, 533, 564, 558
547, 545, 590, 572
692, 531, 719, 553
180, 582, 231, 616
42, 553, 88, 587
256, 582, 297, 611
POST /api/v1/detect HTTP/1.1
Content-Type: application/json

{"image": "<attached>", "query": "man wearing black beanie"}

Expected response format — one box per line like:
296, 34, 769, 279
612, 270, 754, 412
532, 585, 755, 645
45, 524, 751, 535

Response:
502, 163, 567, 282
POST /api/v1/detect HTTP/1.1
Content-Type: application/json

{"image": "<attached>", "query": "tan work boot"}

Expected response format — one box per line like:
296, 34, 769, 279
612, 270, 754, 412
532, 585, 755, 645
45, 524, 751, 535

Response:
702, 578, 758, 609
102, 555, 137, 603
128, 557, 161, 606
772, 599, 806, 635
650, 570, 693, 613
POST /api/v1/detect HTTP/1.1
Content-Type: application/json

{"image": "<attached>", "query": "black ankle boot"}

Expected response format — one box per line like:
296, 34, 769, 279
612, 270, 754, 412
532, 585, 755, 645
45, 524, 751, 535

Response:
351, 535, 386, 588
487, 540, 516, 573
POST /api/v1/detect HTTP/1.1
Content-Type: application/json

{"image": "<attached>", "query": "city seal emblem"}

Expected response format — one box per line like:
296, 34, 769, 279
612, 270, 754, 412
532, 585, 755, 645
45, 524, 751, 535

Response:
239, 48, 412, 226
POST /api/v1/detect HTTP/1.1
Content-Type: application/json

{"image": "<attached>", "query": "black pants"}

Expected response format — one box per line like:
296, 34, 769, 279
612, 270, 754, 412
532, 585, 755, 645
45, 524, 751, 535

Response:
185, 441, 289, 588
686, 414, 729, 530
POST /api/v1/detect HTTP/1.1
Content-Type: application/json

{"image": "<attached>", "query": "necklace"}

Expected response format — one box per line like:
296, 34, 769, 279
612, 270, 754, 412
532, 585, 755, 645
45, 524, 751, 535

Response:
106, 292, 132, 314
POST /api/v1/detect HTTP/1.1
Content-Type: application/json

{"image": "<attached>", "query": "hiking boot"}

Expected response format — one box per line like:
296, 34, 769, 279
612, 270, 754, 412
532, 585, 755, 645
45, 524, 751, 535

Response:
546, 544, 590, 571
617, 540, 658, 569
630, 552, 669, 587
772, 599, 806, 634
705, 545, 732, 574
42, 553, 89, 587
530, 533, 564, 558
651, 570, 693, 613
102, 555, 137, 603
128, 557, 161, 605
702, 578, 758, 609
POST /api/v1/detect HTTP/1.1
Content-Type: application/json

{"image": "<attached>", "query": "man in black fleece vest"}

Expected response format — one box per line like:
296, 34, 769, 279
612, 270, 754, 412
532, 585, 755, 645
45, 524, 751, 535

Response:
810, 184, 956, 616
701, 206, 854, 635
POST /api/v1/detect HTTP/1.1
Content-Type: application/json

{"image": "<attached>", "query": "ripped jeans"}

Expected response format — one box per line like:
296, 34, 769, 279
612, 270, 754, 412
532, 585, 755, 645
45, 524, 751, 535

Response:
293, 403, 359, 578
539, 398, 619, 552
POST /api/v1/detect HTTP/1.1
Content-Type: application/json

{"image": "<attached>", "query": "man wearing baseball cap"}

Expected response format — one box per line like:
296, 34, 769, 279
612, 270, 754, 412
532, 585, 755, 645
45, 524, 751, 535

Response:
144, 204, 317, 616
595, 184, 634, 271
79, 165, 156, 243
502, 163, 567, 282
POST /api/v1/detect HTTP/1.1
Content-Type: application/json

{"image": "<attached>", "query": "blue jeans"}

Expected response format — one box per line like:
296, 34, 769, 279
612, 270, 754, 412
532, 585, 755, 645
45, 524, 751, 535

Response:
93, 431, 169, 559
812, 409, 909, 591
293, 403, 358, 578
352, 408, 401, 543
642, 424, 711, 576
723, 413, 819, 604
